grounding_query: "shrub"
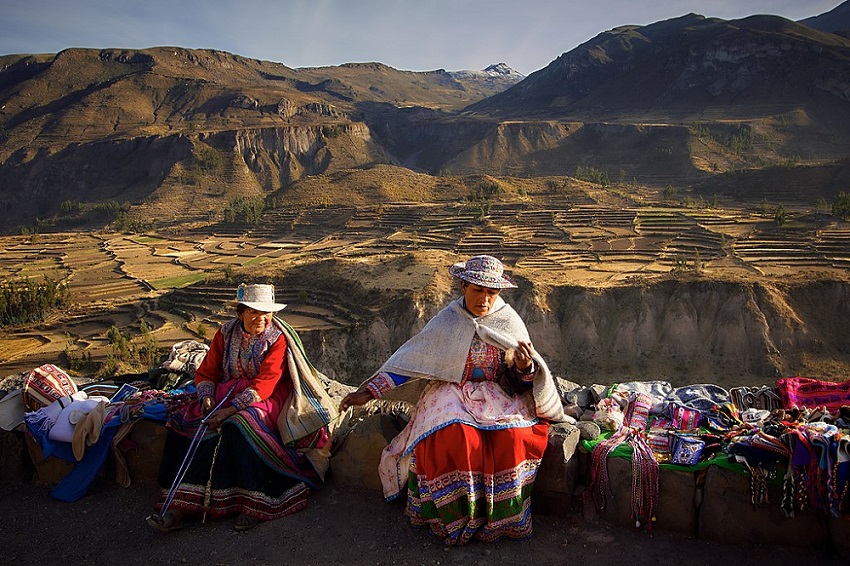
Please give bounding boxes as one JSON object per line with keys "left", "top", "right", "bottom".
{"left": 0, "top": 277, "right": 71, "bottom": 327}
{"left": 833, "top": 191, "right": 850, "bottom": 220}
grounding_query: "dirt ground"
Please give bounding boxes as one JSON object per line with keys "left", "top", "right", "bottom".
{"left": 0, "top": 476, "right": 845, "bottom": 566}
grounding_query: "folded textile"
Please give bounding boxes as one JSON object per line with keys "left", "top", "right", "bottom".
{"left": 72, "top": 401, "right": 106, "bottom": 461}
{"left": 609, "top": 380, "right": 672, "bottom": 414}
{"left": 160, "top": 339, "right": 209, "bottom": 376}
{"left": 25, "top": 391, "right": 89, "bottom": 434}
{"left": 665, "top": 383, "right": 731, "bottom": 412}
{"left": 776, "top": 377, "right": 850, "bottom": 411}
{"left": 47, "top": 395, "right": 110, "bottom": 443}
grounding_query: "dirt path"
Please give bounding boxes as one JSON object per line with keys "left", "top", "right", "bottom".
{"left": 1, "top": 479, "right": 843, "bottom": 566}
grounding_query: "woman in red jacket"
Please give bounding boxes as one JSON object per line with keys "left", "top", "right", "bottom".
{"left": 147, "top": 283, "right": 334, "bottom": 532}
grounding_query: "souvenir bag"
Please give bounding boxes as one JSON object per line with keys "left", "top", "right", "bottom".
{"left": 646, "top": 426, "right": 672, "bottom": 458}
{"left": 669, "top": 402, "right": 701, "bottom": 429}
{"left": 22, "top": 364, "right": 78, "bottom": 411}
{"left": 670, "top": 432, "right": 705, "bottom": 465}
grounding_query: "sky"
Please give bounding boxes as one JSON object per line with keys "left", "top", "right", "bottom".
{"left": 0, "top": 1, "right": 845, "bottom": 76}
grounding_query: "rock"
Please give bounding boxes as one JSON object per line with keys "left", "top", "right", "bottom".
{"left": 330, "top": 413, "right": 405, "bottom": 491}
{"left": 698, "top": 464, "right": 827, "bottom": 548}
{"left": 24, "top": 431, "right": 76, "bottom": 486}
{"left": 0, "top": 428, "right": 34, "bottom": 484}
{"left": 533, "top": 422, "right": 580, "bottom": 516}
{"left": 117, "top": 419, "right": 168, "bottom": 485}
{"left": 580, "top": 453, "right": 698, "bottom": 534}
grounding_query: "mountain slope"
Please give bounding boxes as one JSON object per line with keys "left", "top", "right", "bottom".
{"left": 467, "top": 14, "right": 850, "bottom": 121}
{"left": 800, "top": 0, "right": 850, "bottom": 36}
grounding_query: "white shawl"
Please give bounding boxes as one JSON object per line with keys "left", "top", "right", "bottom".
{"left": 372, "top": 296, "right": 569, "bottom": 422}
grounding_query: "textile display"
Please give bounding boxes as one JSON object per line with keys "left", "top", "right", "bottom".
{"left": 583, "top": 377, "right": 850, "bottom": 523}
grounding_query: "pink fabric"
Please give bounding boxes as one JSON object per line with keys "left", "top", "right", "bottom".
{"left": 777, "top": 377, "right": 850, "bottom": 411}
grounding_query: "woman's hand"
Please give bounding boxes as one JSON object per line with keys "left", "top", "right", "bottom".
{"left": 339, "top": 390, "right": 373, "bottom": 412}
{"left": 201, "top": 396, "right": 214, "bottom": 415}
{"left": 206, "top": 405, "right": 238, "bottom": 429}
{"left": 514, "top": 340, "right": 536, "bottom": 372}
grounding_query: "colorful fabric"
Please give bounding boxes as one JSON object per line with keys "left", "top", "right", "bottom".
{"left": 22, "top": 364, "right": 78, "bottom": 411}
{"left": 273, "top": 317, "right": 339, "bottom": 450}
{"left": 776, "top": 377, "right": 850, "bottom": 412}
{"left": 378, "top": 375, "right": 539, "bottom": 499}
{"left": 588, "top": 392, "right": 660, "bottom": 528}
{"left": 405, "top": 422, "right": 548, "bottom": 545}
{"left": 670, "top": 403, "right": 701, "bottom": 429}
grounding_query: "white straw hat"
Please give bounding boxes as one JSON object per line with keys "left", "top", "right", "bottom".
{"left": 234, "top": 283, "right": 286, "bottom": 312}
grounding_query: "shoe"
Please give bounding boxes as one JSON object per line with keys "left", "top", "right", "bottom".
{"left": 234, "top": 513, "right": 261, "bottom": 532}
{"left": 146, "top": 510, "right": 185, "bottom": 533}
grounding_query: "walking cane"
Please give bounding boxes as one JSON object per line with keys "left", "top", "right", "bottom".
{"left": 156, "top": 383, "right": 237, "bottom": 520}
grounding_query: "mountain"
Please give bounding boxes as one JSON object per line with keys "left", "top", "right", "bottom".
{"left": 1, "top": 9, "right": 850, "bottom": 232}
{"left": 447, "top": 63, "right": 525, "bottom": 82}
{"left": 800, "top": 0, "right": 850, "bottom": 37}
{"left": 466, "top": 13, "right": 850, "bottom": 122}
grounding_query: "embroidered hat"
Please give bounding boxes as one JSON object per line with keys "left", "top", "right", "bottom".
{"left": 449, "top": 255, "right": 517, "bottom": 289}
{"left": 234, "top": 283, "right": 286, "bottom": 312}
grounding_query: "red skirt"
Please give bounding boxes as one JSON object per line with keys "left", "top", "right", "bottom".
{"left": 406, "top": 421, "right": 549, "bottom": 545}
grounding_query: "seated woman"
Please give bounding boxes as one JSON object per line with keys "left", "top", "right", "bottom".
{"left": 340, "top": 255, "right": 570, "bottom": 546}
{"left": 147, "top": 283, "right": 337, "bottom": 532}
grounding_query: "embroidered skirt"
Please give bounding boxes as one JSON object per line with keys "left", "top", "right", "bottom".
{"left": 155, "top": 418, "right": 320, "bottom": 521}
{"left": 405, "top": 421, "right": 549, "bottom": 545}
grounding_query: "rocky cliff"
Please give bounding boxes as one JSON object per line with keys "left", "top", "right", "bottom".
{"left": 289, "top": 268, "right": 850, "bottom": 389}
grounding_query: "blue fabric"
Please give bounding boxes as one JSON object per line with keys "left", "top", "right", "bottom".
{"left": 25, "top": 400, "right": 168, "bottom": 502}
{"left": 385, "top": 371, "right": 411, "bottom": 387}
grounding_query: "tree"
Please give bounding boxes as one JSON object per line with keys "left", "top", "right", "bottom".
{"left": 833, "top": 191, "right": 850, "bottom": 220}
{"left": 774, "top": 204, "right": 787, "bottom": 227}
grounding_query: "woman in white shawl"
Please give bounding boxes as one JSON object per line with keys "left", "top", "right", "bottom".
{"left": 340, "top": 255, "right": 569, "bottom": 546}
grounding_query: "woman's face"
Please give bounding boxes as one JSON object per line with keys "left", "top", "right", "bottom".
{"left": 461, "top": 282, "right": 501, "bottom": 317}
{"left": 238, "top": 307, "right": 274, "bottom": 335}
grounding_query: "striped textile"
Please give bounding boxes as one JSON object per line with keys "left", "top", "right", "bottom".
{"left": 273, "top": 317, "right": 339, "bottom": 445}
{"left": 405, "top": 421, "right": 549, "bottom": 545}
{"left": 155, "top": 421, "right": 316, "bottom": 521}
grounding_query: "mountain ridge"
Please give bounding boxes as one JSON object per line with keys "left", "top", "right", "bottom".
{"left": 1, "top": 6, "right": 850, "bottom": 231}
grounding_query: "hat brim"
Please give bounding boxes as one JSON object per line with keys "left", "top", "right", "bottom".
{"left": 449, "top": 263, "right": 517, "bottom": 289}
{"left": 237, "top": 301, "right": 287, "bottom": 313}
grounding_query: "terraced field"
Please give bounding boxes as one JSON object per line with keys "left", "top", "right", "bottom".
{"left": 1, "top": 198, "right": 848, "bottom": 378}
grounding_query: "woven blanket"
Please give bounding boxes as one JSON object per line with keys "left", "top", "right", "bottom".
{"left": 273, "top": 317, "right": 339, "bottom": 442}
{"left": 777, "top": 377, "right": 850, "bottom": 411}
{"left": 273, "top": 318, "right": 340, "bottom": 479}
{"left": 373, "top": 296, "right": 569, "bottom": 422}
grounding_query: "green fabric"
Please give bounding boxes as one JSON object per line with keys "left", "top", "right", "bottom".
{"left": 581, "top": 431, "right": 784, "bottom": 481}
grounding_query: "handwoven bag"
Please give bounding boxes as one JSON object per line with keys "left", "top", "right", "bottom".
{"left": 22, "top": 364, "right": 78, "bottom": 411}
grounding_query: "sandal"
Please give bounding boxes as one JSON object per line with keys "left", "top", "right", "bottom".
{"left": 146, "top": 510, "right": 185, "bottom": 533}
{"left": 234, "top": 513, "right": 261, "bottom": 532}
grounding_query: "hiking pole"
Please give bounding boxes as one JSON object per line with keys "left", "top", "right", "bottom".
{"left": 157, "top": 383, "right": 237, "bottom": 520}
